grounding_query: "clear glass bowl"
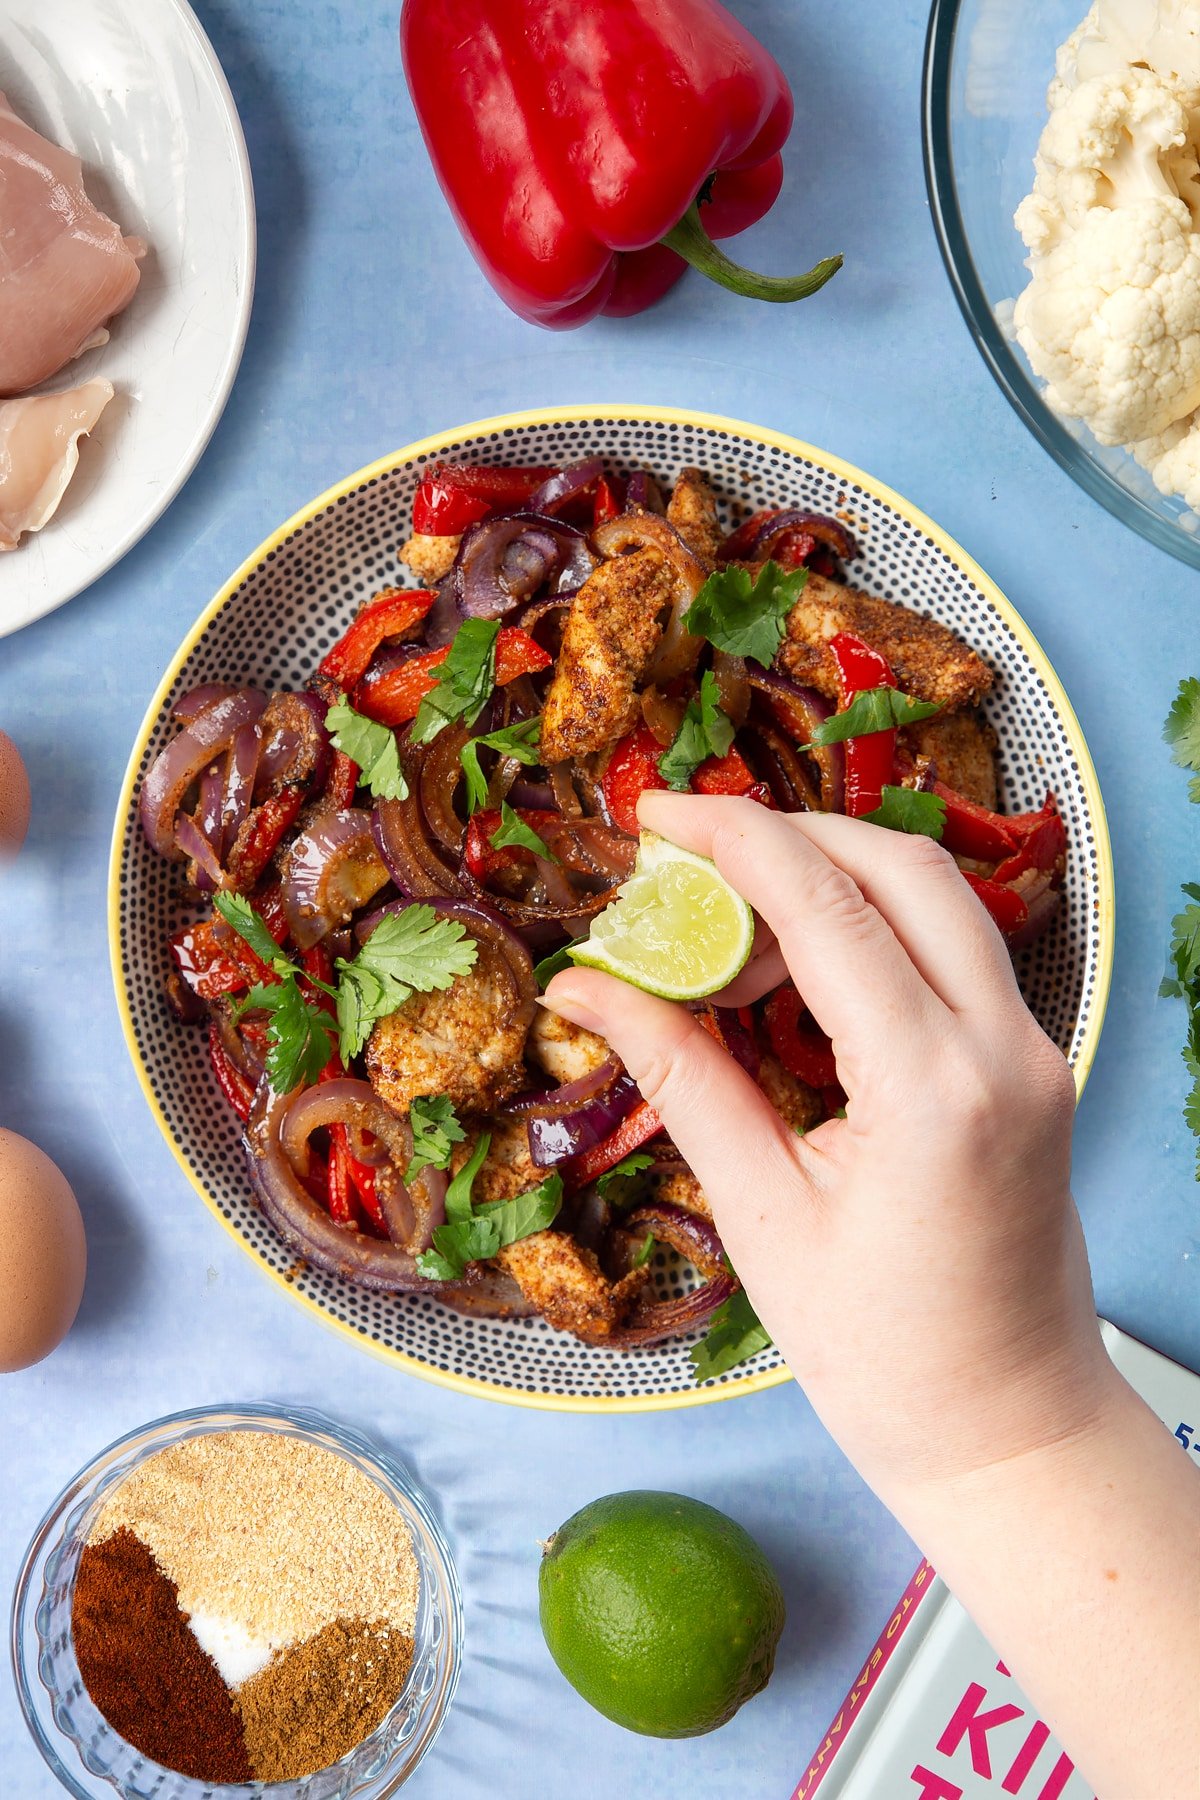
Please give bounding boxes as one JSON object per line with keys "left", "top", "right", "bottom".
{"left": 922, "top": 0, "right": 1200, "bottom": 568}
{"left": 10, "top": 1404, "right": 462, "bottom": 1799}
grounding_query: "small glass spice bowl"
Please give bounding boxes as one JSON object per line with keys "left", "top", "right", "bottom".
{"left": 11, "top": 1403, "right": 463, "bottom": 1799}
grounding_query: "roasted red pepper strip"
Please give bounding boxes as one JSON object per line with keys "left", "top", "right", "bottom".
{"left": 764, "top": 984, "right": 838, "bottom": 1089}
{"left": 319, "top": 589, "right": 436, "bottom": 689}
{"left": 226, "top": 786, "right": 306, "bottom": 892}
{"left": 592, "top": 476, "right": 624, "bottom": 528}
{"left": 171, "top": 912, "right": 282, "bottom": 1000}
{"left": 326, "top": 748, "right": 360, "bottom": 810}
{"left": 411, "top": 463, "right": 556, "bottom": 535}
{"left": 346, "top": 1156, "right": 387, "bottom": 1233}
{"left": 992, "top": 795, "right": 1067, "bottom": 883}
{"left": 352, "top": 627, "right": 551, "bottom": 727}
{"left": 693, "top": 747, "right": 773, "bottom": 806}
{"left": 829, "top": 631, "right": 897, "bottom": 819}
{"left": 602, "top": 726, "right": 670, "bottom": 834}
{"left": 932, "top": 782, "right": 1020, "bottom": 863}
{"left": 962, "top": 871, "right": 1030, "bottom": 937}
{"left": 326, "top": 1123, "right": 356, "bottom": 1226}
{"left": 207, "top": 1025, "right": 255, "bottom": 1121}
{"left": 720, "top": 509, "right": 816, "bottom": 570}
{"left": 401, "top": 0, "right": 840, "bottom": 329}
{"left": 568, "top": 1099, "right": 663, "bottom": 1187}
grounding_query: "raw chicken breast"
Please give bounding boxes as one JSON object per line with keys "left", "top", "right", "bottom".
{"left": 0, "top": 378, "right": 113, "bottom": 551}
{"left": 0, "top": 92, "right": 143, "bottom": 396}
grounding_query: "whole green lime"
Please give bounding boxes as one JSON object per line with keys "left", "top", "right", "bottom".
{"left": 538, "top": 1489, "right": 785, "bottom": 1738}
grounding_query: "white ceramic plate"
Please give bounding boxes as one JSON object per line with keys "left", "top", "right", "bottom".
{"left": 110, "top": 406, "right": 1115, "bottom": 1413}
{"left": 0, "top": 0, "right": 255, "bottom": 637}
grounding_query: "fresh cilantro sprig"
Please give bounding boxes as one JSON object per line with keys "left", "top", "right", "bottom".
{"left": 490, "top": 799, "right": 558, "bottom": 863}
{"left": 658, "top": 670, "right": 735, "bottom": 791}
{"left": 534, "top": 945, "right": 574, "bottom": 989}
{"left": 406, "top": 1094, "right": 468, "bottom": 1185}
{"left": 460, "top": 717, "right": 543, "bottom": 814}
{"left": 411, "top": 618, "right": 499, "bottom": 745}
{"left": 690, "top": 1283, "right": 773, "bottom": 1383}
{"left": 863, "top": 785, "right": 947, "bottom": 839}
{"left": 805, "top": 687, "right": 941, "bottom": 747}
{"left": 215, "top": 894, "right": 477, "bottom": 1084}
{"left": 325, "top": 699, "right": 408, "bottom": 801}
{"left": 416, "top": 1130, "right": 564, "bottom": 1279}
{"left": 631, "top": 1232, "right": 657, "bottom": 1269}
{"left": 1164, "top": 675, "right": 1200, "bottom": 802}
{"left": 597, "top": 1151, "right": 656, "bottom": 1204}
{"left": 682, "top": 560, "right": 807, "bottom": 667}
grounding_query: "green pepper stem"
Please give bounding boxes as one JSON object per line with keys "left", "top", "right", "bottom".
{"left": 660, "top": 204, "right": 842, "bottom": 303}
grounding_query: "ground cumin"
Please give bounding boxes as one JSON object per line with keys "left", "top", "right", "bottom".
{"left": 71, "top": 1528, "right": 251, "bottom": 1783}
{"left": 235, "top": 1616, "right": 415, "bottom": 1781}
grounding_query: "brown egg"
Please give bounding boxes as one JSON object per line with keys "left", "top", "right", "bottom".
{"left": 0, "top": 729, "right": 31, "bottom": 856}
{"left": 0, "top": 1130, "right": 86, "bottom": 1372}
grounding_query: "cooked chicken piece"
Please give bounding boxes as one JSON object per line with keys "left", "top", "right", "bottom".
{"left": 496, "top": 1230, "right": 648, "bottom": 1342}
{"left": 366, "top": 945, "right": 529, "bottom": 1116}
{"left": 399, "top": 532, "right": 460, "bottom": 584}
{"left": 649, "top": 1167, "right": 713, "bottom": 1223}
{"left": 540, "top": 547, "right": 671, "bottom": 762}
{"left": 902, "top": 710, "right": 999, "bottom": 809}
{"left": 526, "top": 1008, "right": 612, "bottom": 1086}
{"left": 666, "top": 466, "right": 723, "bottom": 563}
{"left": 452, "top": 1117, "right": 542, "bottom": 1203}
{"left": 757, "top": 1052, "right": 824, "bottom": 1136}
{"left": 0, "top": 94, "right": 144, "bottom": 395}
{"left": 0, "top": 378, "right": 112, "bottom": 550}
{"left": 778, "top": 572, "right": 992, "bottom": 711}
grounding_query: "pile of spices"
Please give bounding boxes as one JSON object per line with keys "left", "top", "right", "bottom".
{"left": 70, "top": 1431, "right": 419, "bottom": 1783}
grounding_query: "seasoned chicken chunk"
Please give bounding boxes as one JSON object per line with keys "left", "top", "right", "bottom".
{"left": 666, "top": 466, "right": 723, "bottom": 563}
{"left": 496, "top": 1231, "right": 647, "bottom": 1342}
{"left": 452, "top": 1117, "right": 541, "bottom": 1203}
{"left": 778, "top": 572, "right": 992, "bottom": 711}
{"left": 902, "top": 710, "right": 999, "bottom": 809}
{"left": 757, "top": 1053, "right": 824, "bottom": 1136}
{"left": 526, "top": 1008, "right": 611, "bottom": 1086}
{"left": 540, "top": 547, "right": 671, "bottom": 762}
{"left": 650, "top": 1167, "right": 713, "bottom": 1223}
{"left": 399, "top": 532, "right": 460, "bottom": 584}
{"left": 366, "top": 945, "right": 529, "bottom": 1116}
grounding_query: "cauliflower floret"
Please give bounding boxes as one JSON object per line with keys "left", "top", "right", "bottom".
{"left": 1131, "top": 404, "right": 1200, "bottom": 505}
{"left": 1014, "top": 194, "right": 1200, "bottom": 442}
{"left": 1090, "top": 0, "right": 1200, "bottom": 91}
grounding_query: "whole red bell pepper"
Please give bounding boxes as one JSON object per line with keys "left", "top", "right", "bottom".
{"left": 400, "top": 0, "right": 841, "bottom": 329}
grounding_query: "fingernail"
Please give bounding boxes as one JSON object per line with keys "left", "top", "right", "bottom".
{"left": 535, "top": 992, "right": 606, "bottom": 1034}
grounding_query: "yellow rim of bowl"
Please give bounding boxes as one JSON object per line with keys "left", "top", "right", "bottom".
{"left": 108, "top": 403, "right": 1115, "bottom": 1414}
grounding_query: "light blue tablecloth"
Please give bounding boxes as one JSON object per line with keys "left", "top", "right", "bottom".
{"left": 3, "top": 2, "right": 1197, "bottom": 1794}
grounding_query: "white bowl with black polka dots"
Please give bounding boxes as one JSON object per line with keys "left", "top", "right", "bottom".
{"left": 109, "top": 405, "right": 1114, "bottom": 1412}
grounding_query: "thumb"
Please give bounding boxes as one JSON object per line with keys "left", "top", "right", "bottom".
{"left": 542, "top": 969, "right": 802, "bottom": 1206}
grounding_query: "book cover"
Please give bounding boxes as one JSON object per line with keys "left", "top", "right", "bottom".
{"left": 792, "top": 1322, "right": 1199, "bottom": 1799}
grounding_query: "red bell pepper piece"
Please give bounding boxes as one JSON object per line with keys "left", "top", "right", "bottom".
{"left": 319, "top": 589, "right": 435, "bottom": 689}
{"left": 720, "top": 509, "right": 817, "bottom": 570}
{"left": 592, "top": 476, "right": 624, "bottom": 527}
{"left": 829, "top": 631, "right": 898, "bottom": 819}
{"left": 207, "top": 1025, "right": 256, "bottom": 1121}
{"left": 602, "top": 726, "right": 670, "bottom": 834}
{"left": 352, "top": 627, "right": 551, "bottom": 727}
{"left": 764, "top": 984, "right": 839, "bottom": 1090}
{"left": 226, "top": 786, "right": 306, "bottom": 891}
{"left": 568, "top": 1099, "right": 663, "bottom": 1187}
{"left": 411, "top": 463, "right": 557, "bottom": 535}
{"left": 325, "top": 748, "right": 360, "bottom": 811}
{"left": 693, "top": 746, "right": 773, "bottom": 806}
{"left": 464, "top": 807, "right": 561, "bottom": 883}
{"left": 992, "top": 795, "right": 1067, "bottom": 883}
{"left": 171, "top": 896, "right": 286, "bottom": 1000}
{"left": 961, "top": 871, "right": 1030, "bottom": 937}
{"left": 932, "top": 782, "right": 1020, "bottom": 863}
{"left": 400, "top": 0, "right": 841, "bottom": 329}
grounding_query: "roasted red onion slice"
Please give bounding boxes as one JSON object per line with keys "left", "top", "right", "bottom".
{"left": 175, "top": 811, "right": 223, "bottom": 891}
{"left": 711, "top": 1007, "right": 761, "bottom": 1078}
{"left": 527, "top": 457, "right": 605, "bottom": 515}
{"left": 417, "top": 726, "right": 469, "bottom": 855}
{"left": 625, "top": 469, "right": 666, "bottom": 514}
{"left": 742, "top": 510, "right": 859, "bottom": 564}
{"left": 712, "top": 652, "right": 751, "bottom": 727}
{"left": 222, "top": 723, "right": 261, "bottom": 851}
{"left": 601, "top": 1200, "right": 737, "bottom": 1348}
{"left": 745, "top": 671, "right": 845, "bottom": 813}
{"left": 140, "top": 689, "right": 268, "bottom": 859}
{"left": 173, "top": 682, "right": 242, "bottom": 723}
{"left": 255, "top": 691, "right": 332, "bottom": 797}
{"left": 278, "top": 1077, "right": 446, "bottom": 1252}
{"left": 197, "top": 761, "right": 225, "bottom": 860}
{"left": 455, "top": 513, "right": 597, "bottom": 619}
{"left": 281, "top": 807, "right": 389, "bottom": 950}
{"left": 374, "top": 793, "right": 466, "bottom": 898}
{"left": 507, "top": 1054, "right": 640, "bottom": 1168}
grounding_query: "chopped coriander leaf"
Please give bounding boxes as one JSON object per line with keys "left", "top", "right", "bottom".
{"left": 490, "top": 799, "right": 558, "bottom": 863}
{"left": 234, "top": 978, "right": 336, "bottom": 1092}
{"left": 406, "top": 1095, "right": 467, "bottom": 1184}
{"left": 597, "top": 1150, "right": 656, "bottom": 1204}
{"left": 460, "top": 717, "right": 543, "bottom": 814}
{"left": 214, "top": 891, "right": 293, "bottom": 974}
{"left": 417, "top": 1166, "right": 563, "bottom": 1280}
{"left": 332, "top": 905, "right": 478, "bottom": 1062}
{"left": 481, "top": 1171, "right": 563, "bottom": 1249}
{"left": 1161, "top": 887, "right": 1200, "bottom": 999}
{"left": 632, "top": 1231, "right": 657, "bottom": 1269}
{"left": 690, "top": 1285, "right": 773, "bottom": 1383}
{"left": 658, "top": 670, "right": 735, "bottom": 791}
{"left": 325, "top": 699, "right": 408, "bottom": 801}
{"left": 806, "top": 687, "right": 941, "bottom": 746}
{"left": 410, "top": 617, "right": 499, "bottom": 745}
{"left": 534, "top": 945, "right": 574, "bottom": 989}
{"left": 864, "top": 785, "right": 946, "bottom": 839}
{"left": 1163, "top": 676, "right": 1200, "bottom": 779}
{"left": 445, "top": 1132, "right": 491, "bottom": 1220}
{"left": 682, "top": 560, "right": 807, "bottom": 667}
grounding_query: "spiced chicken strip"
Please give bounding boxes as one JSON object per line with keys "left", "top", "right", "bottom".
{"left": 779, "top": 571, "right": 992, "bottom": 711}
{"left": 366, "top": 947, "right": 529, "bottom": 1117}
{"left": 539, "top": 546, "right": 670, "bottom": 762}
{"left": 902, "top": 710, "right": 999, "bottom": 810}
{"left": 666, "top": 465, "right": 723, "bottom": 563}
{"left": 399, "top": 531, "right": 460, "bottom": 584}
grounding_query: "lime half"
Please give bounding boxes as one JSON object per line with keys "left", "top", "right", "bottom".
{"left": 568, "top": 832, "right": 753, "bottom": 1001}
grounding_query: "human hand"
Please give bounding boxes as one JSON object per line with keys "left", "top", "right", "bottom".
{"left": 544, "top": 791, "right": 1117, "bottom": 1505}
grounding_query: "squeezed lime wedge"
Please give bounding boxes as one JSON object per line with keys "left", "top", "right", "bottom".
{"left": 568, "top": 832, "right": 754, "bottom": 1001}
